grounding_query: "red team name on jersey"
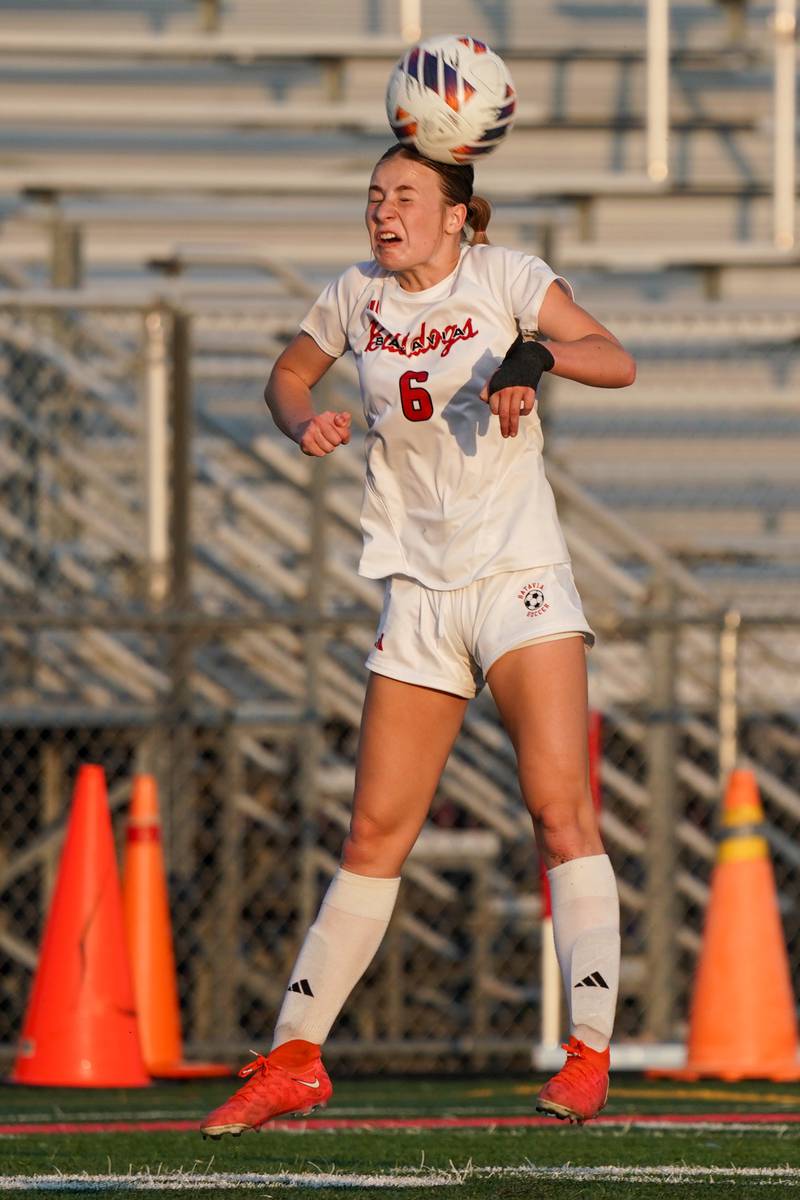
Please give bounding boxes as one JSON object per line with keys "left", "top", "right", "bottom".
{"left": 365, "top": 317, "right": 479, "bottom": 359}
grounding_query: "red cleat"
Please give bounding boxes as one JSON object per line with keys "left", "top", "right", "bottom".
{"left": 536, "top": 1036, "right": 610, "bottom": 1123}
{"left": 200, "top": 1040, "right": 332, "bottom": 1138}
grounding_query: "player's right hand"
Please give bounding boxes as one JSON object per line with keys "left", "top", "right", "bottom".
{"left": 296, "top": 410, "right": 351, "bottom": 457}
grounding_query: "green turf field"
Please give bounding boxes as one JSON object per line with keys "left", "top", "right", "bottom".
{"left": 1, "top": 1074, "right": 798, "bottom": 1197}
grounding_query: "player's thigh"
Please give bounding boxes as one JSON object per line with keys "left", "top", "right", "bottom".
{"left": 487, "top": 636, "right": 601, "bottom": 857}
{"left": 346, "top": 673, "right": 467, "bottom": 870}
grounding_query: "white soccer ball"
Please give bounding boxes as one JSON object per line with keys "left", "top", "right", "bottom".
{"left": 386, "top": 34, "right": 516, "bottom": 165}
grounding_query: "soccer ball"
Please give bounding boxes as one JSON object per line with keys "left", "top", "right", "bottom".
{"left": 386, "top": 34, "right": 516, "bottom": 165}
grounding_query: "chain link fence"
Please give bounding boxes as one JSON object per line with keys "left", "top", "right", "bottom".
{"left": 1, "top": 294, "right": 798, "bottom": 1072}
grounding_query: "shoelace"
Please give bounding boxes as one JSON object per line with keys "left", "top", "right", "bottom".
{"left": 558, "top": 1040, "right": 599, "bottom": 1084}
{"left": 238, "top": 1051, "right": 270, "bottom": 1080}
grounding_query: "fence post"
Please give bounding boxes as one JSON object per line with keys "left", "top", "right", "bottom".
{"left": 166, "top": 307, "right": 194, "bottom": 861}
{"left": 144, "top": 305, "right": 170, "bottom": 607}
{"left": 198, "top": 0, "right": 220, "bottom": 33}
{"left": 646, "top": 0, "right": 670, "bottom": 181}
{"left": 296, "top": 407, "right": 329, "bottom": 933}
{"left": 47, "top": 215, "right": 83, "bottom": 345}
{"left": 773, "top": 0, "right": 797, "bottom": 248}
{"left": 470, "top": 859, "right": 491, "bottom": 1068}
{"left": 50, "top": 218, "right": 83, "bottom": 290}
{"left": 400, "top": 0, "right": 422, "bottom": 41}
{"left": 718, "top": 609, "right": 741, "bottom": 786}
{"left": 40, "top": 741, "right": 63, "bottom": 909}
{"left": 384, "top": 891, "right": 404, "bottom": 1041}
{"left": 155, "top": 307, "right": 202, "bottom": 1039}
{"left": 644, "top": 572, "right": 679, "bottom": 1039}
{"left": 3, "top": 333, "right": 44, "bottom": 686}
{"left": 211, "top": 724, "right": 244, "bottom": 1046}
{"left": 141, "top": 304, "right": 174, "bottom": 881}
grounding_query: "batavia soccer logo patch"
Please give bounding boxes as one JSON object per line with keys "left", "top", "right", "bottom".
{"left": 519, "top": 582, "right": 549, "bottom": 618}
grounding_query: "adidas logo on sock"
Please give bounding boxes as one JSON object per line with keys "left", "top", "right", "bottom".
{"left": 288, "top": 978, "right": 314, "bottom": 996}
{"left": 575, "top": 971, "right": 609, "bottom": 989}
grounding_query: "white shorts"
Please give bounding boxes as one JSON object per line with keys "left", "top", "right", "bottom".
{"left": 365, "top": 563, "right": 594, "bottom": 699}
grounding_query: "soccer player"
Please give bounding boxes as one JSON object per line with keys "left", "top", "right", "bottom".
{"left": 201, "top": 143, "right": 636, "bottom": 1137}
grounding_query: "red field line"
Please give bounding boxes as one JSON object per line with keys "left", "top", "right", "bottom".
{"left": 1, "top": 1112, "right": 799, "bottom": 1135}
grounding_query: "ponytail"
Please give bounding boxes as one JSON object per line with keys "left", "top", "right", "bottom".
{"left": 467, "top": 195, "right": 492, "bottom": 245}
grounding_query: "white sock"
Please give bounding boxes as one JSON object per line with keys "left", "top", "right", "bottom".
{"left": 547, "top": 854, "right": 620, "bottom": 1052}
{"left": 272, "top": 867, "right": 400, "bottom": 1049}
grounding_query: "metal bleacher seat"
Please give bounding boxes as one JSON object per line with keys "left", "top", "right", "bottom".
{"left": 0, "top": 0, "right": 784, "bottom": 257}
{"left": 558, "top": 240, "right": 800, "bottom": 300}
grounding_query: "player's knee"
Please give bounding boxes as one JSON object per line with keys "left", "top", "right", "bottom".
{"left": 343, "top": 811, "right": 409, "bottom": 872}
{"left": 534, "top": 793, "right": 601, "bottom": 863}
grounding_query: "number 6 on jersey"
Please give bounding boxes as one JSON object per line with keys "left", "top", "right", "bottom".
{"left": 399, "top": 370, "right": 433, "bottom": 422}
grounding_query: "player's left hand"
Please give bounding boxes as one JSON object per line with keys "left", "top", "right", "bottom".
{"left": 479, "top": 384, "right": 536, "bottom": 439}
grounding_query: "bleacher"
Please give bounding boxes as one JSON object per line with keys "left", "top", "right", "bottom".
{"left": 1, "top": 0, "right": 798, "bottom": 1059}
{"left": 2, "top": 0, "right": 797, "bottom": 557}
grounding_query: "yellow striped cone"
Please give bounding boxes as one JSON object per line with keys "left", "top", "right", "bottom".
{"left": 658, "top": 769, "right": 800, "bottom": 1080}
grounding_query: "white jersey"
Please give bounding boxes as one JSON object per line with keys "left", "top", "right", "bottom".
{"left": 300, "top": 242, "right": 571, "bottom": 589}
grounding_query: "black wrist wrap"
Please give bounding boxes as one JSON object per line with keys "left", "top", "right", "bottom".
{"left": 488, "top": 334, "right": 555, "bottom": 395}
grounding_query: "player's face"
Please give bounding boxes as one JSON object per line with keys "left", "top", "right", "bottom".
{"left": 366, "top": 157, "right": 465, "bottom": 284}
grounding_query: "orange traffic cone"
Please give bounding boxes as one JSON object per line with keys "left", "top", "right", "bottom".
{"left": 658, "top": 769, "right": 800, "bottom": 1081}
{"left": 122, "top": 774, "right": 231, "bottom": 1078}
{"left": 12, "top": 765, "right": 149, "bottom": 1087}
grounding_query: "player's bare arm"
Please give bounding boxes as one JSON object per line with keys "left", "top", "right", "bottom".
{"left": 536, "top": 280, "right": 637, "bottom": 389}
{"left": 480, "top": 281, "right": 635, "bottom": 437}
{"left": 265, "top": 331, "right": 351, "bottom": 457}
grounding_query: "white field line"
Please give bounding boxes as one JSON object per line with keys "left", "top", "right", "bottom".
{"left": 2, "top": 1165, "right": 800, "bottom": 1190}
{"left": 0, "top": 1173, "right": 449, "bottom": 1192}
